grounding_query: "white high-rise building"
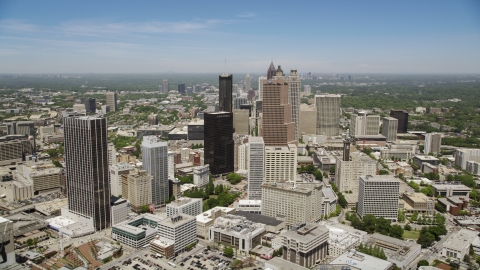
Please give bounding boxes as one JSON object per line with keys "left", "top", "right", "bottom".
{"left": 315, "top": 94, "right": 341, "bottom": 136}
{"left": 245, "top": 73, "right": 251, "bottom": 92}
{"left": 193, "top": 165, "right": 210, "bottom": 187}
{"left": 107, "top": 142, "right": 117, "bottom": 166}
{"left": 424, "top": 133, "right": 442, "bottom": 155}
{"left": 352, "top": 113, "right": 380, "bottom": 136}
{"left": 335, "top": 152, "right": 376, "bottom": 194}
{"left": 237, "top": 143, "right": 248, "bottom": 171}
{"left": 106, "top": 92, "right": 117, "bottom": 112}
{"left": 264, "top": 144, "right": 297, "bottom": 183}
{"left": 288, "top": 70, "right": 301, "bottom": 140}
{"left": 166, "top": 197, "right": 202, "bottom": 217}
{"left": 258, "top": 76, "right": 267, "bottom": 100}
{"left": 142, "top": 136, "right": 169, "bottom": 207}
{"left": 455, "top": 149, "right": 480, "bottom": 170}
{"left": 168, "top": 151, "right": 175, "bottom": 179}
{"left": 357, "top": 175, "right": 400, "bottom": 221}
{"left": 248, "top": 137, "right": 264, "bottom": 200}
{"left": 110, "top": 162, "right": 133, "bottom": 197}
{"left": 382, "top": 117, "right": 398, "bottom": 142}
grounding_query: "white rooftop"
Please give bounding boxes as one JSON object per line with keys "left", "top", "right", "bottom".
{"left": 330, "top": 250, "right": 393, "bottom": 270}
{"left": 46, "top": 216, "right": 75, "bottom": 229}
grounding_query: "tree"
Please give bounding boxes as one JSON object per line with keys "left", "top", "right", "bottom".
{"left": 379, "top": 169, "right": 390, "bottom": 175}
{"left": 417, "top": 260, "right": 429, "bottom": 267}
{"left": 390, "top": 225, "right": 404, "bottom": 240}
{"left": 223, "top": 246, "right": 234, "bottom": 258}
{"left": 337, "top": 193, "right": 348, "bottom": 208}
{"left": 26, "top": 238, "right": 33, "bottom": 247}
{"left": 140, "top": 205, "right": 150, "bottom": 213}
{"left": 404, "top": 224, "right": 412, "bottom": 231}
{"left": 363, "top": 214, "right": 377, "bottom": 234}
{"left": 417, "top": 231, "right": 435, "bottom": 248}
{"left": 329, "top": 166, "right": 336, "bottom": 174}
{"left": 410, "top": 212, "right": 418, "bottom": 222}
{"left": 375, "top": 217, "right": 391, "bottom": 236}
{"left": 435, "top": 203, "right": 446, "bottom": 213}
{"left": 398, "top": 210, "right": 406, "bottom": 222}
{"left": 226, "top": 173, "right": 243, "bottom": 184}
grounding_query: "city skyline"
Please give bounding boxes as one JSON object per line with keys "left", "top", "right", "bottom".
{"left": 1, "top": 1, "right": 479, "bottom": 74}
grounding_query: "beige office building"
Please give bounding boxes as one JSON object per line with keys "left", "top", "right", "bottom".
{"left": 264, "top": 144, "right": 297, "bottom": 183}
{"left": 424, "top": 133, "right": 442, "bottom": 154}
{"left": 262, "top": 182, "right": 324, "bottom": 228}
{"left": 233, "top": 109, "right": 249, "bottom": 135}
{"left": 299, "top": 104, "right": 317, "bottom": 136}
{"left": 125, "top": 170, "right": 152, "bottom": 213}
{"left": 281, "top": 224, "right": 329, "bottom": 268}
{"left": 106, "top": 92, "right": 118, "bottom": 112}
{"left": 315, "top": 94, "right": 341, "bottom": 136}
{"left": 16, "top": 161, "right": 63, "bottom": 194}
{"left": 335, "top": 152, "right": 376, "bottom": 194}
{"left": 402, "top": 192, "right": 435, "bottom": 216}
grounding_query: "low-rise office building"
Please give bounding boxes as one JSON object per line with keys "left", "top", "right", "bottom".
{"left": 196, "top": 207, "right": 236, "bottom": 239}
{"left": 442, "top": 229, "right": 478, "bottom": 260}
{"left": 368, "top": 233, "right": 421, "bottom": 269}
{"left": 402, "top": 192, "right": 435, "bottom": 216}
{"left": 209, "top": 214, "right": 266, "bottom": 253}
{"left": 150, "top": 236, "right": 175, "bottom": 258}
{"left": 432, "top": 184, "right": 471, "bottom": 197}
{"left": 281, "top": 223, "right": 329, "bottom": 268}
{"left": 112, "top": 214, "right": 166, "bottom": 248}
{"left": 329, "top": 250, "right": 393, "bottom": 270}
{"left": 111, "top": 197, "right": 129, "bottom": 226}
{"left": 158, "top": 214, "right": 196, "bottom": 255}
{"left": 413, "top": 155, "right": 440, "bottom": 167}
{"left": 437, "top": 196, "right": 469, "bottom": 216}
{"left": 233, "top": 199, "right": 262, "bottom": 214}
{"left": 233, "top": 211, "right": 285, "bottom": 233}
{"left": 319, "top": 221, "right": 368, "bottom": 259}
{"left": 166, "top": 197, "right": 202, "bottom": 217}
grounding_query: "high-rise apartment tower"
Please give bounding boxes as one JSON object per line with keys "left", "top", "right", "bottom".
{"left": 142, "top": 136, "right": 169, "bottom": 206}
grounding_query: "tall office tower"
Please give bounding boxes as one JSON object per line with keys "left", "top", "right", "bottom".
{"left": 315, "top": 94, "right": 341, "bottom": 136}
{"left": 142, "top": 136, "right": 169, "bottom": 207}
{"left": 63, "top": 115, "right": 111, "bottom": 231}
{"left": 351, "top": 113, "right": 380, "bottom": 136}
{"left": 267, "top": 61, "right": 276, "bottom": 80}
{"left": 178, "top": 84, "right": 186, "bottom": 95}
{"left": 107, "top": 142, "right": 117, "bottom": 166}
{"left": 248, "top": 137, "right": 264, "bottom": 200}
{"left": 390, "top": 110, "right": 409, "bottom": 133}
{"left": 366, "top": 115, "right": 380, "bottom": 135}
{"left": 299, "top": 104, "right": 317, "bottom": 136}
{"left": 357, "top": 175, "right": 400, "bottom": 221}
{"left": 85, "top": 98, "right": 96, "bottom": 113}
{"left": 204, "top": 112, "right": 234, "bottom": 175}
{"left": 288, "top": 70, "right": 301, "bottom": 140}
{"left": 261, "top": 66, "right": 295, "bottom": 146}
{"left": 424, "top": 133, "right": 442, "bottom": 155}
{"left": 15, "top": 121, "right": 35, "bottom": 136}
{"left": 382, "top": 117, "right": 398, "bottom": 142}
{"left": 264, "top": 144, "right": 297, "bottom": 183}
{"left": 219, "top": 74, "right": 233, "bottom": 112}
{"left": 233, "top": 110, "right": 249, "bottom": 135}
{"left": 110, "top": 162, "right": 133, "bottom": 197}
{"left": 148, "top": 113, "right": 159, "bottom": 125}
{"left": 245, "top": 73, "right": 251, "bottom": 92}
{"left": 162, "top": 79, "right": 169, "bottom": 93}
{"left": 335, "top": 152, "right": 376, "bottom": 194}
{"left": 237, "top": 143, "right": 248, "bottom": 171}
{"left": 127, "top": 170, "right": 153, "bottom": 213}
{"left": 0, "top": 217, "right": 14, "bottom": 267}
{"left": 258, "top": 76, "right": 267, "bottom": 100}
{"left": 106, "top": 92, "right": 118, "bottom": 112}
{"left": 168, "top": 151, "right": 175, "bottom": 179}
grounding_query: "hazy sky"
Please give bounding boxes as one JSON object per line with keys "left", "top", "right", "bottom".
{"left": 1, "top": 0, "right": 479, "bottom": 74}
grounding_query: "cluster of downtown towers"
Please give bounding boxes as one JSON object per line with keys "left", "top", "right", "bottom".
{"left": 62, "top": 62, "right": 338, "bottom": 232}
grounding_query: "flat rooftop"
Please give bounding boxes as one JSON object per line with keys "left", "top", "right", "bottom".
{"left": 443, "top": 229, "right": 478, "bottom": 250}
{"left": 233, "top": 211, "right": 284, "bottom": 227}
{"left": 432, "top": 184, "right": 471, "bottom": 191}
{"left": 330, "top": 250, "right": 393, "bottom": 270}
{"left": 403, "top": 192, "right": 433, "bottom": 203}
{"left": 282, "top": 224, "right": 329, "bottom": 243}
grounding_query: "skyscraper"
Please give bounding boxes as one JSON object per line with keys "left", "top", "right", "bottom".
{"left": 248, "top": 137, "right": 264, "bottom": 200}
{"left": 142, "top": 136, "right": 169, "bottom": 207}
{"left": 106, "top": 92, "right": 117, "bottom": 112}
{"left": 382, "top": 117, "right": 398, "bottom": 142}
{"left": 178, "top": 84, "right": 186, "bottom": 95}
{"left": 425, "top": 133, "right": 442, "bottom": 154}
{"left": 204, "top": 112, "right": 234, "bottom": 175}
{"left": 261, "top": 66, "right": 295, "bottom": 146}
{"left": 162, "top": 79, "right": 169, "bottom": 93}
{"left": 267, "top": 61, "right": 276, "bottom": 80}
{"left": 258, "top": 76, "right": 266, "bottom": 100}
{"left": 288, "top": 69, "right": 301, "bottom": 140}
{"left": 245, "top": 73, "right": 251, "bottom": 92}
{"left": 219, "top": 74, "right": 233, "bottom": 112}
{"left": 63, "top": 115, "right": 111, "bottom": 231}
{"left": 315, "top": 94, "right": 341, "bottom": 136}
{"left": 389, "top": 110, "right": 409, "bottom": 133}
{"left": 351, "top": 112, "right": 380, "bottom": 136}
{"left": 357, "top": 175, "right": 400, "bottom": 221}
{"left": 85, "top": 98, "right": 96, "bottom": 113}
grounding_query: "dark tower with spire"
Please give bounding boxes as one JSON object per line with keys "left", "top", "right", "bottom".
{"left": 267, "top": 61, "right": 276, "bottom": 80}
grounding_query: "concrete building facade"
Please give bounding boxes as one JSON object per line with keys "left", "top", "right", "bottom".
{"left": 142, "top": 136, "right": 169, "bottom": 206}
{"left": 315, "top": 94, "right": 341, "bottom": 137}
{"left": 248, "top": 137, "right": 264, "bottom": 200}
{"left": 357, "top": 175, "right": 400, "bottom": 221}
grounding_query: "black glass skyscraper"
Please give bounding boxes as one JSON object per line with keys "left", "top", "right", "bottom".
{"left": 85, "top": 98, "right": 96, "bottom": 113}
{"left": 63, "top": 115, "right": 111, "bottom": 231}
{"left": 178, "top": 84, "right": 186, "bottom": 95}
{"left": 204, "top": 112, "right": 234, "bottom": 175}
{"left": 219, "top": 74, "right": 232, "bottom": 112}
{"left": 389, "top": 110, "right": 409, "bottom": 133}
